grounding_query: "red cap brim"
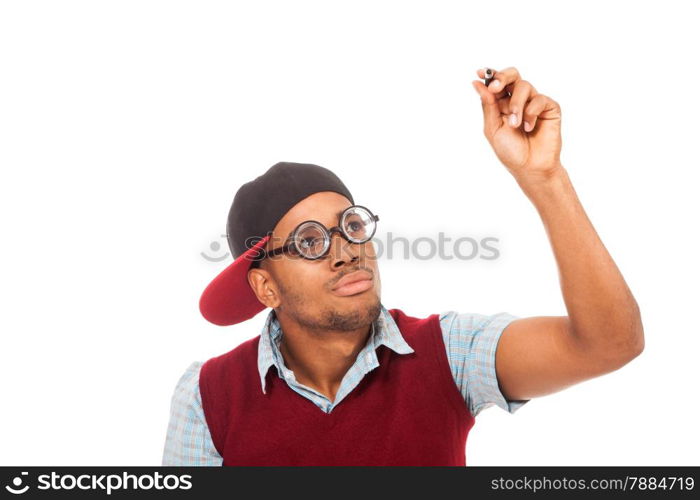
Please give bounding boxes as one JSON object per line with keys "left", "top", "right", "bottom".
{"left": 199, "top": 235, "right": 270, "bottom": 326}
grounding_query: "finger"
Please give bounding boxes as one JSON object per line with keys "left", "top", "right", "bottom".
{"left": 485, "top": 66, "right": 521, "bottom": 95}
{"left": 476, "top": 72, "right": 513, "bottom": 115}
{"left": 496, "top": 94, "right": 512, "bottom": 115}
{"left": 505, "top": 80, "right": 537, "bottom": 128}
{"left": 476, "top": 67, "right": 512, "bottom": 100}
{"left": 522, "top": 94, "right": 555, "bottom": 132}
{"left": 476, "top": 67, "right": 493, "bottom": 79}
{"left": 471, "top": 80, "right": 501, "bottom": 135}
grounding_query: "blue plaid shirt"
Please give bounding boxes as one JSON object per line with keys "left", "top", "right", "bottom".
{"left": 162, "top": 304, "right": 528, "bottom": 465}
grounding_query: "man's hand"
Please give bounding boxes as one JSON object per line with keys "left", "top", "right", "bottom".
{"left": 472, "top": 67, "right": 563, "bottom": 182}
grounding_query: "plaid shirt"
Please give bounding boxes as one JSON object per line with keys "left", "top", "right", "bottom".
{"left": 162, "top": 304, "right": 528, "bottom": 465}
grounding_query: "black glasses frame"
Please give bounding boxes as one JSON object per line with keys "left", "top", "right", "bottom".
{"left": 256, "top": 205, "right": 379, "bottom": 262}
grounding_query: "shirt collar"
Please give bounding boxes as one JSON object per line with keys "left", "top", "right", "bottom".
{"left": 257, "top": 303, "right": 414, "bottom": 394}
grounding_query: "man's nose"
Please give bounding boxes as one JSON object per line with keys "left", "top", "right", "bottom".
{"left": 329, "top": 232, "right": 360, "bottom": 269}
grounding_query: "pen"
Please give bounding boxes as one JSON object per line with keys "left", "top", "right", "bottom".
{"left": 484, "top": 67, "right": 495, "bottom": 87}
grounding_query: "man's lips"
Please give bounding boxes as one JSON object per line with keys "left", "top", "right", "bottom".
{"left": 331, "top": 270, "right": 373, "bottom": 296}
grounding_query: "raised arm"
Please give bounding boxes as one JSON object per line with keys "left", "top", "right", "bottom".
{"left": 471, "top": 67, "right": 644, "bottom": 401}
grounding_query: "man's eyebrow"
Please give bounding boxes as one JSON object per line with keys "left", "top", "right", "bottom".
{"left": 286, "top": 208, "right": 351, "bottom": 234}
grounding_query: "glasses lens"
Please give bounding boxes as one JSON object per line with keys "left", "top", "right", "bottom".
{"left": 294, "top": 222, "right": 329, "bottom": 259}
{"left": 341, "top": 207, "right": 376, "bottom": 243}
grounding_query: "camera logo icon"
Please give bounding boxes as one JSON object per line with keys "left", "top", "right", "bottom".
{"left": 5, "top": 472, "right": 29, "bottom": 494}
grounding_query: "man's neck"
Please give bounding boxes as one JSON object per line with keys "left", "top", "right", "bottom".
{"left": 276, "top": 317, "right": 373, "bottom": 403}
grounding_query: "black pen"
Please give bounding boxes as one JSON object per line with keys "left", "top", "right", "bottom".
{"left": 484, "top": 67, "right": 495, "bottom": 87}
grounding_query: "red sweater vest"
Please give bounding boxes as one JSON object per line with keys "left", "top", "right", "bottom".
{"left": 199, "top": 308, "right": 475, "bottom": 466}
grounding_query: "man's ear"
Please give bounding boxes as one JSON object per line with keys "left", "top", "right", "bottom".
{"left": 247, "top": 267, "right": 281, "bottom": 308}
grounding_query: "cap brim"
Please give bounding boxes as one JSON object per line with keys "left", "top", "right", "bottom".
{"left": 199, "top": 235, "right": 270, "bottom": 326}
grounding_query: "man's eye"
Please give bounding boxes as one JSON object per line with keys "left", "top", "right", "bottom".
{"left": 347, "top": 221, "right": 365, "bottom": 232}
{"left": 300, "top": 237, "right": 323, "bottom": 249}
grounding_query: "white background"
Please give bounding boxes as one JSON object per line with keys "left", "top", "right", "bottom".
{"left": 1, "top": 0, "right": 698, "bottom": 466}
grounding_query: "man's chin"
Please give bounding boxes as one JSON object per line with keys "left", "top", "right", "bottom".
{"left": 348, "top": 294, "right": 381, "bottom": 320}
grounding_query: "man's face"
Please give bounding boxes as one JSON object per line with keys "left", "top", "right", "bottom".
{"left": 247, "top": 191, "right": 381, "bottom": 332}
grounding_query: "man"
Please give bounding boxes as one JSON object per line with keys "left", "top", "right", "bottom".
{"left": 162, "top": 66, "right": 644, "bottom": 466}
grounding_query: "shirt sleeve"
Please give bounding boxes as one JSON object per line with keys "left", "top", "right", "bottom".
{"left": 439, "top": 310, "right": 530, "bottom": 417}
{"left": 161, "top": 360, "right": 223, "bottom": 466}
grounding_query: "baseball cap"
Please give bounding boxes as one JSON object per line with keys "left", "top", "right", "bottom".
{"left": 199, "top": 161, "right": 354, "bottom": 326}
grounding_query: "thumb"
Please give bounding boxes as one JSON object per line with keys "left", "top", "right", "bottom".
{"left": 472, "top": 80, "right": 501, "bottom": 136}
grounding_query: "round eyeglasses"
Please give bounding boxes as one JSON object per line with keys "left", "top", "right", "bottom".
{"left": 256, "top": 205, "right": 379, "bottom": 261}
